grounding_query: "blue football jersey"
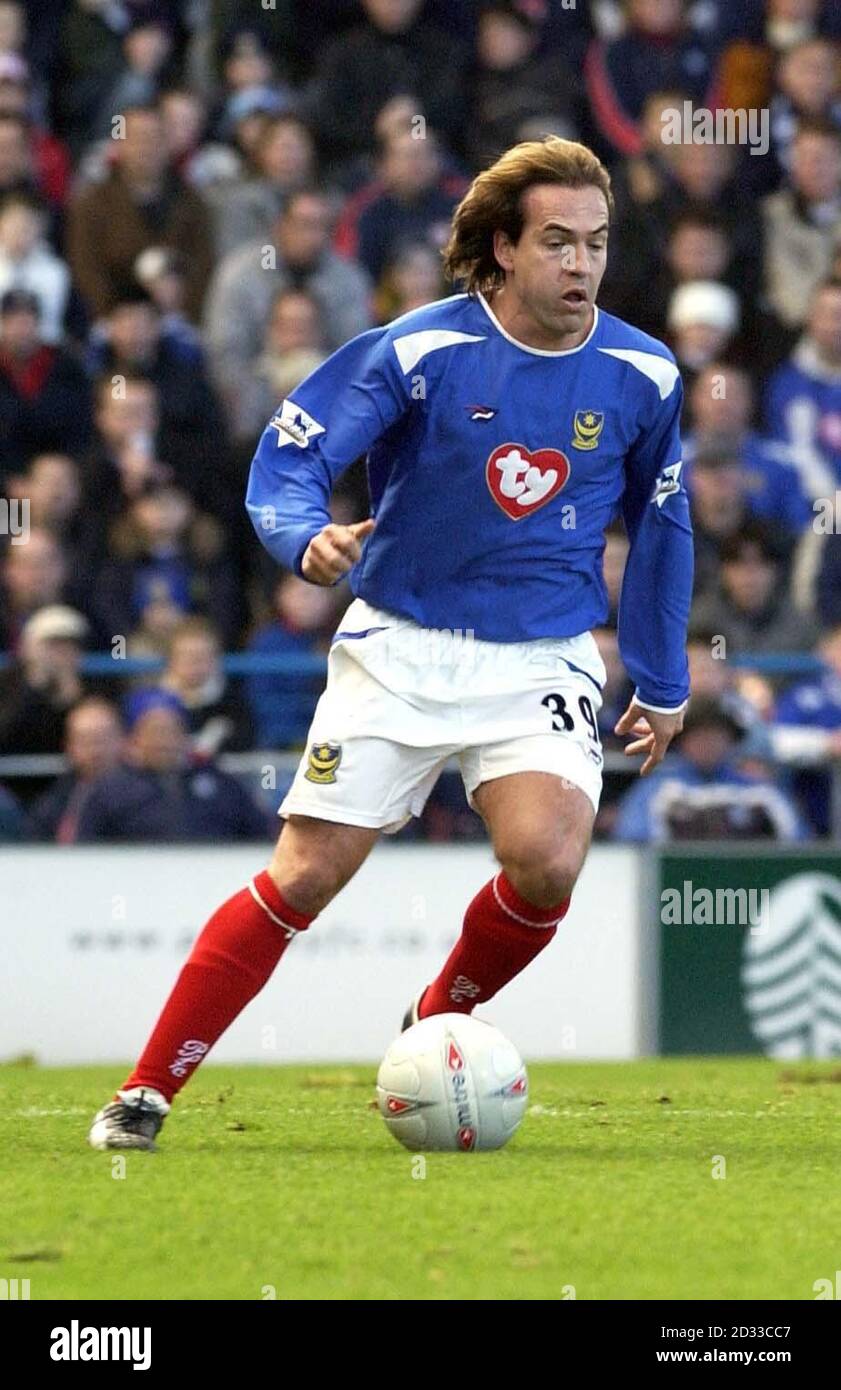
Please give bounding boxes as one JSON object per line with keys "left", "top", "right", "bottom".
{"left": 246, "top": 292, "right": 693, "bottom": 709}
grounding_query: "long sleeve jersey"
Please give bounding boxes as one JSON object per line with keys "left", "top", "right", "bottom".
{"left": 246, "top": 291, "right": 693, "bottom": 710}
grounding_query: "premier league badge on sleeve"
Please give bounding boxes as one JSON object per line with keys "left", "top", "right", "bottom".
{"left": 652, "top": 461, "right": 683, "bottom": 507}
{"left": 269, "top": 398, "right": 325, "bottom": 449}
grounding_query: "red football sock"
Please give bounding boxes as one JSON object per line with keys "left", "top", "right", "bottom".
{"left": 122, "top": 871, "right": 313, "bottom": 1103}
{"left": 419, "top": 872, "right": 570, "bottom": 1017}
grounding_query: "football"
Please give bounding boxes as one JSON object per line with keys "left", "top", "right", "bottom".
{"left": 376, "top": 1013, "right": 528, "bottom": 1152}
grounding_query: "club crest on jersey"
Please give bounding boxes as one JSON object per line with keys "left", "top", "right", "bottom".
{"left": 269, "top": 398, "right": 325, "bottom": 449}
{"left": 652, "top": 460, "right": 683, "bottom": 508}
{"left": 466, "top": 404, "right": 497, "bottom": 422}
{"left": 304, "top": 741, "right": 342, "bottom": 784}
{"left": 486, "top": 442, "right": 570, "bottom": 520}
{"left": 571, "top": 409, "right": 604, "bottom": 451}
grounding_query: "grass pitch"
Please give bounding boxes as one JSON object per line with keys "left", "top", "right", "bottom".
{"left": 2, "top": 1057, "right": 840, "bottom": 1301}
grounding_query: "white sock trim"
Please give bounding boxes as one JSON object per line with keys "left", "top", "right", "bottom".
{"left": 492, "top": 874, "right": 563, "bottom": 929}
{"left": 248, "top": 880, "right": 300, "bottom": 939}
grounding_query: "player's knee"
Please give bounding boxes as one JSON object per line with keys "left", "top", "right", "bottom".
{"left": 500, "top": 843, "right": 582, "bottom": 909}
{"left": 265, "top": 852, "right": 342, "bottom": 917}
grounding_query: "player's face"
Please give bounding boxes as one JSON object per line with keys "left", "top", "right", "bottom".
{"left": 495, "top": 184, "right": 609, "bottom": 345}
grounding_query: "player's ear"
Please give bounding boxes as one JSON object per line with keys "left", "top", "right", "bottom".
{"left": 493, "top": 228, "right": 515, "bottom": 274}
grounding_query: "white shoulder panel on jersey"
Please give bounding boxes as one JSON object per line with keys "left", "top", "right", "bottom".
{"left": 392, "top": 328, "right": 486, "bottom": 376}
{"left": 597, "top": 348, "right": 681, "bottom": 401}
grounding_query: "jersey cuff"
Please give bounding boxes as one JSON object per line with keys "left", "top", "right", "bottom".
{"left": 634, "top": 692, "right": 689, "bottom": 716}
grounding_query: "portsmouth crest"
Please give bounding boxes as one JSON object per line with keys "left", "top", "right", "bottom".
{"left": 304, "top": 741, "right": 342, "bottom": 784}
{"left": 571, "top": 410, "right": 605, "bottom": 451}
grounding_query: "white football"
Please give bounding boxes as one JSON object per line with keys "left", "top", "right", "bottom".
{"left": 376, "top": 1012, "right": 528, "bottom": 1152}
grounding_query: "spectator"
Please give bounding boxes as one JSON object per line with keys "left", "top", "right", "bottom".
{"left": 74, "top": 689, "right": 271, "bottom": 842}
{"left": 686, "top": 626, "right": 772, "bottom": 731}
{"left": 159, "top": 85, "right": 241, "bottom": 190}
{"left": 246, "top": 573, "right": 340, "bottom": 748}
{"left": 597, "top": 86, "right": 686, "bottom": 318}
{"left": 0, "top": 53, "right": 71, "bottom": 206}
{"left": 91, "top": 482, "right": 243, "bottom": 651}
{"left": 0, "top": 1, "right": 25, "bottom": 60}
{"left": 88, "top": 13, "right": 176, "bottom": 142}
{"left": 159, "top": 615, "right": 253, "bottom": 755}
{"left": 0, "top": 288, "right": 91, "bottom": 469}
{"left": 464, "top": 0, "right": 583, "bottom": 170}
{"left": 607, "top": 86, "right": 687, "bottom": 215}
{"left": 8, "top": 452, "right": 85, "bottom": 575}
{"left": 771, "top": 622, "right": 841, "bottom": 832}
{"left": 77, "top": 372, "right": 169, "bottom": 570}
{"left": 214, "top": 25, "right": 295, "bottom": 143}
{"left": 340, "top": 128, "right": 465, "bottom": 284}
{"left": 308, "top": 0, "right": 469, "bottom": 173}
{"left": 585, "top": 0, "right": 719, "bottom": 160}
{"left": 688, "top": 444, "right": 766, "bottom": 599}
{"left": 67, "top": 103, "right": 214, "bottom": 322}
{"left": 84, "top": 282, "right": 229, "bottom": 511}
{"left": 230, "top": 286, "right": 326, "bottom": 445}
{"left": 27, "top": 695, "right": 124, "bottom": 842}
{"left": 665, "top": 280, "right": 741, "bottom": 392}
{"left": 0, "top": 528, "right": 70, "bottom": 650}
{"left": 0, "top": 112, "right": 38, "bottom": 206}
{"left": 132, "top": 246, "right": 204, "bottom": 363}
{"left": 204, "top": 188, "right": 371, "bottom": 413}
{"left": 686, "top": 434, "right": 808, "bottom": 599}
{"left": 764, "top": 277, "right": 841, "bottom": 494}
{"left": 691, "top": 520, "right": 820, "bottom": 654}
{"left": 686, "top": 363, "right": 813, "bottom": 532}
{"left": 0, "top": 189, "right": 70, "bottom": 341}
{"left": 22, "top": 451, "right": 82, "bottom": 535}
{"left": 0, "top": 604, "right": 88, "bottom": 760}
{"left": 761, "top": 118, "right": 841, "bottom": 330}
{"left": 209, "top": 113, "right": 316, "bottom": 259}
{"left": 375, "top": 238, "right": 446, "bottom": 324}
{"left": 631, "top": 207, "right": 737, "bottom": 338}
{"left": 614, "top": 695, "right": 806, "bottom": 842}
{"left": 768, "top": 39, "right": 841, "bottom": 182}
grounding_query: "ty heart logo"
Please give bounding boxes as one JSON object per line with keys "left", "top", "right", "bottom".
{"left": 486, "top": 442, "right": 570, "bottom": 520}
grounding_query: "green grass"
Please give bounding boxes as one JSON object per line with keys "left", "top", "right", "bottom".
{"left": 2, "top": 1057, "right": 840, "bottom": 1301}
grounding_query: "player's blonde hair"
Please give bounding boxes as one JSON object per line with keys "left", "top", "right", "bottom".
{"left": 442, "top": 136, "right": 614, "bottom": 295}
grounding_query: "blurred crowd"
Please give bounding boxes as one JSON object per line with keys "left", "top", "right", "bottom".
{"left": 1, "top": 0, "right": 841, "bottom": 845}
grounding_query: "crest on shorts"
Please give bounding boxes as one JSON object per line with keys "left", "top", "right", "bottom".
{"left": 571, "top": 410, "right": 604, "bottom": 451}
{"left": 304, "top": 741, "right": 342, "bottom": 784}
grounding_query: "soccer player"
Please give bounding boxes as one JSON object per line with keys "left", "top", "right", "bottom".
{"left": 89, "top": 137, "right": 692, "bottom": 1150}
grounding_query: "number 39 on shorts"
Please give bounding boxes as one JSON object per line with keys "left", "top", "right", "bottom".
{"left": 541, "top": 690, "right": 603, "bottom": 765}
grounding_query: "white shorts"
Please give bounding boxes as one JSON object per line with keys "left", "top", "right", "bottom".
{"left": 279, "top": 598, "right": 606, "bottom": 834}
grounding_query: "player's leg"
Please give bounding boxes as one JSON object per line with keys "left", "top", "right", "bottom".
{"left": 88, "top": 817, "right": 377, "bottom": 1150}
{"left": 414, "top": 768, "right": 595, "bottom": 1020}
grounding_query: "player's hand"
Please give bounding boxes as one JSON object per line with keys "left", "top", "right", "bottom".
{"left": 615, "top": 699, "right": 685, "bottom": 777}
{"left": 301, "top": 519, "right": 376, "bottom": 585}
